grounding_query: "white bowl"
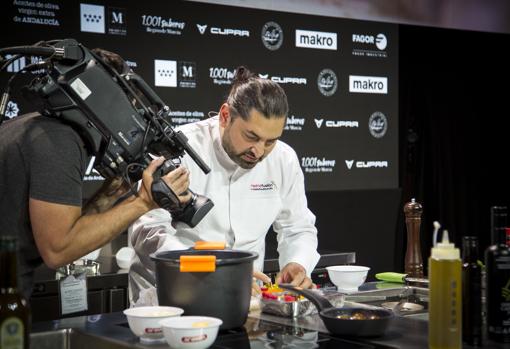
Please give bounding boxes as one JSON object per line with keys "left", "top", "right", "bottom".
{"left": 160, "top": 316, "right": 223, "bottom": 349}
{"left": 123, "top": 306, "right": 184, "bottom": 343}
{"left": 326, "top": 265, "right": 370, "bottom": 292}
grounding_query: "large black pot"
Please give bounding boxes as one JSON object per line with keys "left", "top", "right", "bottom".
{"left": 151, "top": 248, "right": 258, "bottom": 329}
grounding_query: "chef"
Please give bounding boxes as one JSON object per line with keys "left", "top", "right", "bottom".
{"left": 129, "top": 66, "right": 320, "bottom": 306}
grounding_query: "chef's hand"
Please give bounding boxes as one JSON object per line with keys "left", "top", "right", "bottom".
{"left": 252, "top": 270, "right": 271, "bottom": 296}
{"left": 276, "top": 262, "right": 316, "bottom": 289}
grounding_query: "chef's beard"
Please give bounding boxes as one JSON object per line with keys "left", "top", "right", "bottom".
{"left": 221, "top": 129, "right": 264, "bottom": 169}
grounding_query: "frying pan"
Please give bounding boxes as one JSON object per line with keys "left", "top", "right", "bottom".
{"left": 280, "top": 284, "right": 394, "bottom": 337}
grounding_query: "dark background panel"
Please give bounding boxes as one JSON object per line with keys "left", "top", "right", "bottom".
{"left": 2, "top": 0, "right": 402, "bottom": 276}
{"left": 1, "top": 0, "right": 399, "bottom": 193}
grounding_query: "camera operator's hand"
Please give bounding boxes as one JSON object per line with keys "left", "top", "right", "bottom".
{"left": 161, "top": 165, "right": 192, "bottom": 205}
{"left": 139, "top": 157, "right": 192, "bottom": 209}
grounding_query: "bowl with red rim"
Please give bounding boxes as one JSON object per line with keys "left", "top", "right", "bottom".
{"left": 123, "top": 306, "right": 184, "bottom": 343}
{"left": 160, "top": 316, "right": 223, "bottom": 349}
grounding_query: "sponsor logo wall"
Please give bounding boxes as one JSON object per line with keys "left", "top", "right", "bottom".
{"left": 2, "top": 0, "right": 398, "bottom": 191}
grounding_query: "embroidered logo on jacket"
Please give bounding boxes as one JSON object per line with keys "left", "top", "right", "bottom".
{"left": 250, "top": 182, "right": 276, "bottom": 191}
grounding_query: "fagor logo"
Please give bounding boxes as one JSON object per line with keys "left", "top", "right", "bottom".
{"left": 349, "top": 75, "right": 387, "bottom": 94}
{"left": 352, "top": 33, "right": 388, "bottom": 58}
{"left": 80, "top": 3, "right": 105, "bottom": 33}
{"left": 154, "top": 60, "right": 177, "bottom": 87}
{"left": 295, "top": 29, "right": 337, "bottom": 50}
{"left": 352, "top": 33, "right": 387, "bottom": 50}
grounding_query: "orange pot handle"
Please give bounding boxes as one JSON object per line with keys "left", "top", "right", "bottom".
{"left": 180, "top": 255, "right": 216, "bottom": 272}
{"left": 193, "top": 241, "right": 226, "bottom": 250}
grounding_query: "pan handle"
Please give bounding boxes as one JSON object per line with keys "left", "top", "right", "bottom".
{"left": 279, "top": 284, "right": 335, "bottom": 312}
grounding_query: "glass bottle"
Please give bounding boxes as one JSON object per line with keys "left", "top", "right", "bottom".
{"left": 462, "top": 236, "right": 482, "bottom": 346}
{"left": 0, "top": 236, "right": 30, "bottom": 349}
{"left": 429, "top": 230, "right": 462, "bottom": 349}
{"left": 485, "top": 206, "right": 510, "bottom": 343}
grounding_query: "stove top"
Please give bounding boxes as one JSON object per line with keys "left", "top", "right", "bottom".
{"left": 211, "top": 318, "right": 396, "bottom": 349}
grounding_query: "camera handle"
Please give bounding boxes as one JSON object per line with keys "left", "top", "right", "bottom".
{"left": 151, "top": 159, "right": 214, "bottom": 227}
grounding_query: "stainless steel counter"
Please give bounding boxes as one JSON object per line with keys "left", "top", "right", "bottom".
{"left": 30, "top": 283, "right": 507, "bottom": 349}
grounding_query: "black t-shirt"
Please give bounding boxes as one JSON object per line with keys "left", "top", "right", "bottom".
{"left": 0, "top": 113, "right": 88, "bottom": 299}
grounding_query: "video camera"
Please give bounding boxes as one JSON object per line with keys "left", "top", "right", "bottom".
{"left": 0, "top": 39, "right": 213, "bottom": 227}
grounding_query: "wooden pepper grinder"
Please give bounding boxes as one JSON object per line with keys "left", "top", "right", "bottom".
{"left": 404, "top": 198, "right": 424, "bottom": 278}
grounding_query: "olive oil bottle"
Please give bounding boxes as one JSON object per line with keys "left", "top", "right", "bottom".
{"left": 0, "top": 236, "right": 30, "bottom": 349}
{"left": 429, "top": 230, "right": 462, "bottom": 349}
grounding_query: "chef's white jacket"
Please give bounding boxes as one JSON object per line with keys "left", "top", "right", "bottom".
{"left": 129, "top": 115, "right": 320, "bottom": 305}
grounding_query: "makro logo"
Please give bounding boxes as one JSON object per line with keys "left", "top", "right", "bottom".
{"left": 196, "top": 24, "right": 249, "bottom": 37}
{"left": 301, "top": 156, "right": 336, "bottom": 173}
{"left": 108, "top": 7, "right": 126, "bottom": 35}
{"left": 209, "top": 67, "right": 236, "bottom": 85}
{"left": 349, "top": 75, "right": 388, "bottom": 94}
{"left": 259, "top": 74, "right": 307, "bottom": 85}
{"left": 80, "top": 3, "right": 105, "bottom": 33}
{"left": 314, "top": 118, "right": 359, "bottom": 129}
{"left": 345, "top": 160, "right": 388, "bottom": 169}
{"left": 154, "top": 60, "right": 177, "bottom": 87}
{"left": 295, "top": 29, "right": 337, "bottom": 50}
{"left": 369, "top": 112, "right": 388, "bottom": 138}
{"left": 142, "top": 15, "right": 185, "bottom": 35}
{"left": 262, "top": 22, "right": 283, "bottom": 50}
{"left": 317, "top": 69, "right": 338, "bottom": 96}
{"left": 285, "top": 115, "right": 305, "bottom": 131}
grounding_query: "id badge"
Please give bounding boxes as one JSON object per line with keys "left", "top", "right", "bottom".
{"left": 59, "top": 272, "right": 88, "bottom": 315}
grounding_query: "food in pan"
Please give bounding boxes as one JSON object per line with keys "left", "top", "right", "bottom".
{"left": 336, "top": 311, "right": 381, "bottom": 320}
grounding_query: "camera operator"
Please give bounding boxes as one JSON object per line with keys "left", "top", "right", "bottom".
{"left": 0, "top": 49, "right": 191, "bottom": 300}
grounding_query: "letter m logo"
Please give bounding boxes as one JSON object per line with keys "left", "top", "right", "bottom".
{"left": 111, "top": 11, "right": 123, "bottom": 24}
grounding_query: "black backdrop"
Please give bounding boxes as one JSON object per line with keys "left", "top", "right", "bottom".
{"left": 1, "top": 0, "right": 401, "bottom": 276}
{"left": 398, "top": 25, "right": 510, "bottom": 271}
{"left": 1, "top": 0, "right": 399, "bottom": 194}
{"left": 4, "top": 1, "right": 509, "bottom": 277}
